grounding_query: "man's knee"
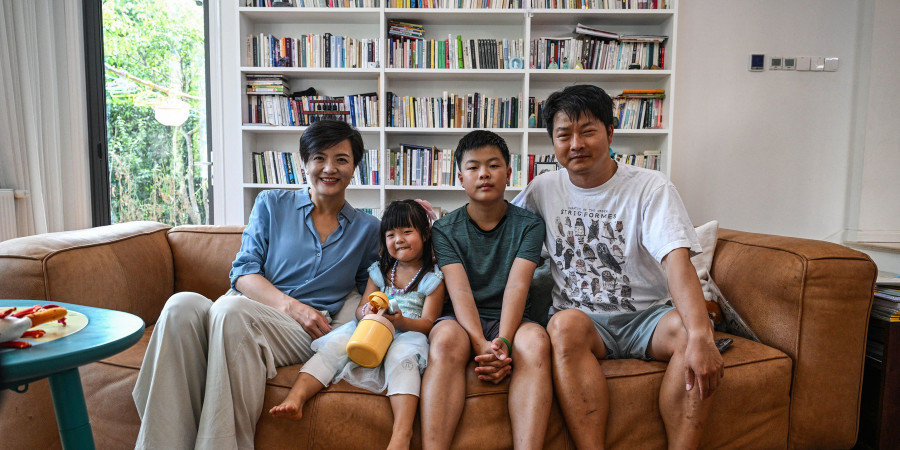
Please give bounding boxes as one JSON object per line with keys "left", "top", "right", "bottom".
{"left": 648, "top": 310, "right": 688, "bottom": 360}
{"left": 547, "top": 309, "right": 595, "bottom": 352}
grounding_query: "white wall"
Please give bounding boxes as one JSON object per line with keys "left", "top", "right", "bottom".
{"left": 672, "top": 0, "right": 900, "bottom": 273}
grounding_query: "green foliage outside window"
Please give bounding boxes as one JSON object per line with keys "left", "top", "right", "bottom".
{"left": 103, "top": 0, "right": 208, "bottom": 225}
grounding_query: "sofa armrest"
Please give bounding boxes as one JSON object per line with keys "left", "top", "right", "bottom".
{"left": 712, "top": 228, "right": 876, "bottom": 449}
{"left": 0, "top": 221, "right": 174, "bottom": 325}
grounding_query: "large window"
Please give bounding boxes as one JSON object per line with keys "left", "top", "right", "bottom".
{"left": 86, "top": 0, "right": 211, "bottom": 226}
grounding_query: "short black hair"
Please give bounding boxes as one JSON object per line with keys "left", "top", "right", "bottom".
{"left": 298, "top": 120, "right": 365, "bottom": 166}
{"left": 542, "top": 85, "right": 614, "bottom": 137}
{"left": 454, "top": 130, "right": 510, "bottom": 169}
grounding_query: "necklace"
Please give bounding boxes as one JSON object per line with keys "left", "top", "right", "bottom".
{"left": 389, "top": 260, "right": 424, "bottom": 294}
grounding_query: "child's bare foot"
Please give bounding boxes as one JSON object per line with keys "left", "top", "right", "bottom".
{"left": 269, "top": 398, "right": 304, "bottom": 421}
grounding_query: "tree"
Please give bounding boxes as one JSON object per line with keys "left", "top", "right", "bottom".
{"left": 103, "top": 0, "right": 208, "bottom": 225}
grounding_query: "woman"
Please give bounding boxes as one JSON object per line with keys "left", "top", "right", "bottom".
{"left": 133, "top": 120, "right": 381, "bottom": 449}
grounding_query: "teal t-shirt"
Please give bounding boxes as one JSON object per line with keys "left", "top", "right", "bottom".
{"left": 433, "top": 202, "right": 545, "bottom": 320}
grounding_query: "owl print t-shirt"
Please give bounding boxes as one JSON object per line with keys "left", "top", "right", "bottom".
{"left": 513, "top": 162, "right": 701, "bottom": 316}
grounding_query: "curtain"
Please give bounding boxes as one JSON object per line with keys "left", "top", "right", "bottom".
{"left": 0, "top": 0, "right": 91, "bottom": 237}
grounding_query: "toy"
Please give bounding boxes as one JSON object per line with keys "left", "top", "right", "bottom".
{"left": 346, "top": 292, "right": 398, "bottom": 368}
{"left": 0, "top": 304, "right": 68, "bottom": 348}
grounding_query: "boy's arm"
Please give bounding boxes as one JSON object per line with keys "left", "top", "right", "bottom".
{"left": 441, "top": 263, "right": 491, "bottom": 352}
{"left": 662, "top": 247, "right": 724, "bottom": 399}
{"left": 474, "top": 256, "right": 538, "bottom": 384}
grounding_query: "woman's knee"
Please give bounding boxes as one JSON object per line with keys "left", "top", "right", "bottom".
{"left": 546, "top": 309, "right": 594, "bottom": 352}
{"left": 159, "top": 292, "right": 212, "bottom": 327}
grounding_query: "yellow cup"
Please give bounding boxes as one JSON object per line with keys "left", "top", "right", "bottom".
{"left": 346, "top": 313, "right": 395, "bottom": 368}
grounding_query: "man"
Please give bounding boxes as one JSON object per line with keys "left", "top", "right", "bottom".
{"left": 513, "top": 85, "right": 724, "bottom": 449}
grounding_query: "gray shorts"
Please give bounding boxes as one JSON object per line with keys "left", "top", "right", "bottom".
{"left": 584, "top": 303, "right": 674, "bottom": 361}
{"left": 435, "top": 315, "right": 536, "bottom": 341}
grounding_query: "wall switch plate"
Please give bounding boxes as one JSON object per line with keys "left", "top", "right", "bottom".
{"left": 824, "top": 57, "right": 839, "bottom": 72}
{"left": 783, "top": 57, "right": 796, "bottom": 70}
{"left": 769, "top": 56, "right": 783, "bottom": 70}
{"left": 812, "top": 56, "right": 825, "bottom": 71}
{"left": 796, "top": 56, "right": 811, "bottom": 71}
{"left": 749, "top": 53, "right": 765, "bottom": 72}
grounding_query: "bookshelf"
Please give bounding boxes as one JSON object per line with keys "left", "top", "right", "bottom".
{"left": 225, "top": 0, "right": 677, "bottom": 223}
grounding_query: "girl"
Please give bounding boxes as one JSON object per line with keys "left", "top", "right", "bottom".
{"left": 270, "top": 199, "right": 444, "bottom": 450}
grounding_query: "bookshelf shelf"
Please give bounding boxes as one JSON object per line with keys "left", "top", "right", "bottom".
{"left": 226, "top": 0, "right": 677, "bottom": 223}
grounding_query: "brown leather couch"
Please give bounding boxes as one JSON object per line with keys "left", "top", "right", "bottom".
{"left": 0, "top": 221, "right": 876, "bottom": 449}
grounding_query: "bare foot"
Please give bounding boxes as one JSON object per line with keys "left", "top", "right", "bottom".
{"left": 269, "top": 399, "right": 304, "bottom": 421}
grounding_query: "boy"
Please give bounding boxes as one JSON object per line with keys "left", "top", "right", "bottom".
{"left": 512, "top": 85, "right": 724, "bottom": 449}
{"left": 420, "top": 130, "right": 550, "bottom": 449}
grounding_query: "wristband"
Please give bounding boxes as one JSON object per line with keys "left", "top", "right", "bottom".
{"left": 498, "top": 337, "right": 512, "bottom": 356}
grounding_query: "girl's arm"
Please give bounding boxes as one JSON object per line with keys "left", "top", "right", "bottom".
{"left": 387, "top": 280, "right": 446, "bottom": 334}
{"left": 355, "top": 278, "right": 380, "bottom": 321}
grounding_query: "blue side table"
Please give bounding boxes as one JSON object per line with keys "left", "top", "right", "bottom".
{"left": 0, "top": 300, "right": 144, "bottom": 450}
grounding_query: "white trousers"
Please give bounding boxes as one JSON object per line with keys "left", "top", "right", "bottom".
{"left": 132, "top": 290, "right": 358, "bottom": 450}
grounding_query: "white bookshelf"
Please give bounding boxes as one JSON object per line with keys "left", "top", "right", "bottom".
{"left": 223, "top": 1, "right": 677, "bottom": 223}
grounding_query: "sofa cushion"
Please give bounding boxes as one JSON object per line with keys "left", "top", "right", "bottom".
{"left": 167, "top": 225, "right": 244, "bottom": 301}
{"left": 95, "top": 327, "right": 790, "bottom": 449}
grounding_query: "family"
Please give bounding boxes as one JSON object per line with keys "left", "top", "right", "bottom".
{"left": 132, "top": 84, "right": 724, "bottom": 450}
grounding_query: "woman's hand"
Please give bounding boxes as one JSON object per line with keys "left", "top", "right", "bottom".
{"left": 286, "top": 301, "right": 332, "bottom": 339}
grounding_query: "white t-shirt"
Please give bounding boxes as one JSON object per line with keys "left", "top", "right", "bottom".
{"left": 512, "top": 162, "right": 701, "bottom": 315}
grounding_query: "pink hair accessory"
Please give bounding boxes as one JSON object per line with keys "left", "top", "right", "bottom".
{"left": 414, "top": 198, "right": 438, "bottom": 223}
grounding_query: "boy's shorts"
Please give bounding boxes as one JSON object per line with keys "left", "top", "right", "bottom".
{"left": 435, "top": 315, "right": 536, "bottom": 341}
{"left": 583, "top": 303, "right": 674, "bottom": 361}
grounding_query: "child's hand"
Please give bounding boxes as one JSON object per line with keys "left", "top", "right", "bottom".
{"left": 473, "top": 340, "right": 512, "bottom": 384}
{"left": 383, "top": 308, "right": 404, "bottom": 328}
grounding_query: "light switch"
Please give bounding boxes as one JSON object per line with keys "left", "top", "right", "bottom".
{"left": 824, "top": 57, "right": 839, "bottom": 72}
{"left": 796, "top": 56, "right": 811, "bottom": 71}
{"left": 812, "top": 56, "right": 825, "bottom": 71}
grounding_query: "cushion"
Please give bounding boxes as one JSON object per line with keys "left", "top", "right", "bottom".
{"left": 690, "top": 220, "right": 760, "bottom": 343}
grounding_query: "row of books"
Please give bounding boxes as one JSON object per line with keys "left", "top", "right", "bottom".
{"left": 250, "top": 148, "right": 662, "bottom": 189}
{"left": 873, "top": 277, "right": 900, "bottom": 322}
{"left": 531, "top": 36, "right": 665, "bottom": 71}
{"left": 245, "top": 0, "right": 663, "bottom": 8}
{"left": 246, "top": 93, "right": 379, "bottom": 127}
{"left": 390, "top": 0, "right": 523, "bottom": 7}
{"left": 611, "top": 149, "right": 661, "bottom": 170}
{"left": 386, "top": 145, "right": 526, "bottom": 186}
{"left": 531, "top": 0, "right": 668, "bottom": 8}
{"left": 613, "top": 90, "right": 665, "bottom": 129}
{"left": 244, "top": 0, "right": 379, "bottom": 6}
{"left": 388, "top": 36, "right": 526, "bottom": 70}
{"left": 246, "top": 34, "right": 380, "bottom": 69}
{"left": 385, "top": 92, "right": 521, "bottom": 129}
{"left": 251, "top": 150, "right": 381, "bottom": 185}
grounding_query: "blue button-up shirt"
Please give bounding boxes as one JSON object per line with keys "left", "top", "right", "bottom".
{"left": 230, "top": 189, "right": 380, "bottom": 317}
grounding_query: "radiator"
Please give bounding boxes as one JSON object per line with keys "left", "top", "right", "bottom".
{"left": 0, "top": 189, "right": 17, "bottom": 241}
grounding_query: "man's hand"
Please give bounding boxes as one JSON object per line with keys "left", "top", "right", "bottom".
{"left": 684, "top": 335, "right": 724, "bottom": 400}
{"left": 473, "top": 340, "right": 512, "bottom": 384}
{"left": 286, "top": 301, "right": 331, "bottom": 339}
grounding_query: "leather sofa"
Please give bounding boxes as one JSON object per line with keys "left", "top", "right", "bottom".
{"left": 0, "top": 221, "right": 876, "bottom": 449}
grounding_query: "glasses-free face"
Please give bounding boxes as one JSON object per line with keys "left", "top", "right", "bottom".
{"left": 305, "top": 139, "right": 355, "bottom": 198}
{"left": 385, "top": 226, "right": 425, "bottom": 264}
{"left": 456, "top": 145, "right": 511, "bottom": 204}
{"left": 551, "top": 112, "right": 615, "bottom": 187}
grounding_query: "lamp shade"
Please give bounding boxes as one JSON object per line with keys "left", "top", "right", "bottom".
{"left": 153, "top": 97, "right": 190, "bottom": 126}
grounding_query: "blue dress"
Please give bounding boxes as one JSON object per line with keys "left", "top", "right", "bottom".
{"left": 310, "top": 262, "right": 443, "bottom": 394}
